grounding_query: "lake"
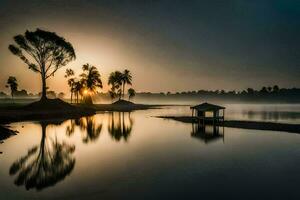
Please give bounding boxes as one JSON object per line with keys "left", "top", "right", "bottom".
{"left": 1, "top": 104, "right": 300, "bottom": 199}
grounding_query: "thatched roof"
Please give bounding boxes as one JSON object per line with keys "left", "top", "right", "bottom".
{"left": 190, "top": 102, "right": 225, "bottom": 111}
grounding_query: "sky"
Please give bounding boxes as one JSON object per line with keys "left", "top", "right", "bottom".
{"left": 0, "top": 0, "right": 299, "bottom": 94}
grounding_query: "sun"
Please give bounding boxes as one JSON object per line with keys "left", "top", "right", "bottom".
{"left": 83, "top": 89, "right": 89, "bottom": 95}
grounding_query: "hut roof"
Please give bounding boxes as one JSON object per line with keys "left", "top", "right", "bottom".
{"left": 190, "top": 102, "right": 225, "bottom": 111}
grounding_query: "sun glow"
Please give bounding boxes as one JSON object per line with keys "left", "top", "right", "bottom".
{"left": 83, "top": 89, "right": 89, "bottom": 95}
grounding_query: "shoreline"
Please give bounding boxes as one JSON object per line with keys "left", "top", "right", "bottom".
{"left": 156, "top": 116, "right": 300, "bottom": 134}
{"left": 0, "top": 107, "right": 95, "bottom": 124}
{"left": 92, "top": 103, "right": 161, "bottom": 112}
{"left": 0, "top": 102, "right": 160, "bottom": 124}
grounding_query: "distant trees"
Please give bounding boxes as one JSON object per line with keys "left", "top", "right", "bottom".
{"left": 6, "top": 76, "right": 18, "bottom": 100}
{"left": 108, "top": 71, "right": 123, "bottom": 100}
{"left": 58, "top": 92, "right": 65, "bottom": 99}
{"left": 273, "top": 85, "right": 279, "bottom": 93}
{"left": 8, "top": 29, "right": 76, "bottom": 101}
{"left": 108, "top": 69, "right": 133, "bottom": 101}
{"left": 128, "top": 88, "right": 136, "bottom": 100}
{"left": 247, "top": 88, "right": 254, "bottom": 95}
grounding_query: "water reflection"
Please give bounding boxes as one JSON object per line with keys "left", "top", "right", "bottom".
{"left": 9, "top": 121, "right": 75, "bottom": 191}
{"left": 66, "top": 116, "right": 102, "bottom": 143}
{"left": 108, "top": 112, "right": 134, "bottom": 142}
{"left": 191, "top": 123, "right": 224, "bottom": 144}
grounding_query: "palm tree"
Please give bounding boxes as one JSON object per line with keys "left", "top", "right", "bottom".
{"left": 121, "top": 69, "right": 132, "bottom": 98}
{"left": 6, "top": 76, "right": 18, "bottom": 101}
{"left": 128, "top": 88, "right": 136, "bottom": 100}
{"left": 80, "top": 64, "right": 103, "bottom": 104}
{"left": 65, "top": 69, "right": 75, "bottom": 103}
{"left": 109, "top": 89, "right": 117, "bottom": 102}
{"left": 73, "top": 80, "right": 84, "bottom": 103}
{"left": 108, "top": 71, "right": 123, "bottom": 100}
{"left": 8, "top": 29, "right": 76, "bottom": 101}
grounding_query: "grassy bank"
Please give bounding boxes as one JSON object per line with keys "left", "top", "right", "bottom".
{"left": 0, "top": 99, "right": 160, "bottom": 124}
{"left": 0, "top": 99, "right": 95, "bottom": 124}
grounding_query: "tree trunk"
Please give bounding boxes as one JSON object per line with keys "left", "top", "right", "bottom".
{"left": 122, "top": 83, "right": 125, "bottom": 99}
{"left": 70, "top": 92, "right": 73, "bottom": 104}
{"left": 41, "top": 74, "right": 47, "bottom": 101}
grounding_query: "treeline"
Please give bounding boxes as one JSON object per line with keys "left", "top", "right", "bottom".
{"left": 94, "top": 85, "right": 300, "bottom": 103}
{"left": 1, "top": 85, "right": 299, "bottom": 103}
{"left": 0, "top": 90, "right": 64, "bottom": 99}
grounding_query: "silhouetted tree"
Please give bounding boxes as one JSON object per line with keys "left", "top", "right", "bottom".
{"left": 65, "top": 68, "right": 76, "bottom": 103}
{"left": 273, "top": 85, "right": 279, "bottom": 93}
{"left": 109, "top": 89, "right": 118, "bottom": 102}
{"left": 128, "top": 88, "right": 136, "bottom": 100}
{"left": 260, "top": 87, "right": 268, "bottom": 94}
{"left": 73, "top": 80, "right": 84, "bottom": 103}
{"left": 80, "top": 64, "right": 102, "bottom": 104}
{"left": 267, "top": 86, "right": 272, "bottom": 93}
{"left": 108, "top": 71, "right": 123, "bottom": 100}
{"left": 247, "top": 88, "right": 254, "bottom": 95}
{"left": 8, "top": 29, "right": 76, "bottom": 101}
{"left": 121, "top": 69, "right": 132, "bottom": 98}
{"left": 6, "top": 76, "right": 18, "bottom": 101}
{"left": 67, "top": 78, "right": 75, "bottom": 103}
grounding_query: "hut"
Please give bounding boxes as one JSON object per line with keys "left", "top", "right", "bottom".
{"left": 190, "top": 102, "right": 225, "bottom": 125}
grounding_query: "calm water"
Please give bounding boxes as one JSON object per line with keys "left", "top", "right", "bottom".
{"left": 1, "top": 104, "right": 300, "bottom": 199}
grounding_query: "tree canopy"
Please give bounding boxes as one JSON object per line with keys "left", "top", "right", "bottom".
{"left": 8, "top": 28, "right": 76, "bottom": 100}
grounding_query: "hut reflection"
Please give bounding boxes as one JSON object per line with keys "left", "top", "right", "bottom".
{"left": 191, "top": 123, "right": 224, "bottom": 144}
{"left": 9, "top": 121, "right": 75, "bottom": 191}
{"left": 108, "top": 112, "right": 133, "bottom": 142}
{"left": 66, "top": 116, "right": 102, "bottom": 143}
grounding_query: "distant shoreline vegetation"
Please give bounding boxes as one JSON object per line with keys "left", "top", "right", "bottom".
{"left": 1, "top": 86, "right": 300, "bottom": 103}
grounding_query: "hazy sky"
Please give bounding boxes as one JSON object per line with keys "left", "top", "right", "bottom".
{"left": 0, "top": 0, "right": 299, "bottom": 94}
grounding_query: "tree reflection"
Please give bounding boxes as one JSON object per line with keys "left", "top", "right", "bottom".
{"left": 108, "top": 112, "right": 133, "bottom": 142}
{"left": 9, "top": 122, "right": 75, "bottom": 191}
{"left": 66, "top": 116, "right": 102, "bottom": 143}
